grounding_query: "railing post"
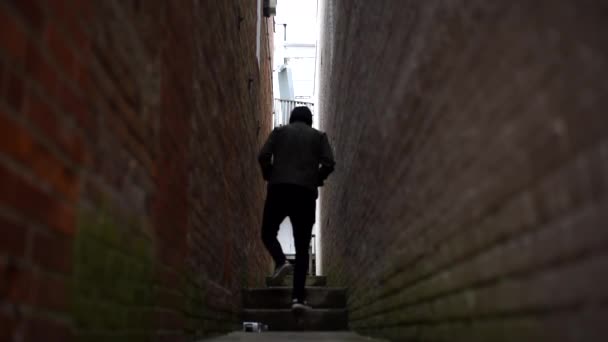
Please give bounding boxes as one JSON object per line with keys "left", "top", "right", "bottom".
{"left": 273, "top": 98, "right": 315, "bottom": 128}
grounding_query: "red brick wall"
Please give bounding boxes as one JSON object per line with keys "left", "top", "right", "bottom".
{"left": 318, "top": 1, "right": 608, "bottom": 341}
{"left": 0, "top": 1, "right": 272, "bottom": 340}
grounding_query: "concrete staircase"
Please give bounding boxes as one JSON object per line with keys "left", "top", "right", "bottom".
{"left": 242, "top": 276, "right": 349, "bottom": 331}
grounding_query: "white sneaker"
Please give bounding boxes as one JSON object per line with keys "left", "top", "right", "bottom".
{"left": 291, "top": 299, "right": 312, "bottom": 313}
{"left": 270, "top": 262, "right": 293, "bottom": 282}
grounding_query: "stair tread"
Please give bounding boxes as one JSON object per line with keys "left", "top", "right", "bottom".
{"left": 205, "top": 332, "right": 381, "bottom": 341}
{"left": 265, "top": 275, "right": 327, "bottom": 278}
{"left": 243, "top": 287, "right": 347, "bottom": 309}
{"left": 242, "top": 308, "right": 348, "bottom": 331}
{"left": 266, "top": 275, "right": 327, "bottom": 287}
{"left": 245, "top": 287, "right": 346, "bottom": 291}
{"left": 244, "top": 308, "right": 347, "bottom": 313}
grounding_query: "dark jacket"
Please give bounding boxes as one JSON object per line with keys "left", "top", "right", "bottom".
{"left": 258, "top": 122, "right": 335, "bottom": 195}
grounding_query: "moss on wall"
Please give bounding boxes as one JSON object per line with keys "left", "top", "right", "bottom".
{"left": 72, "top": 201, "right": 155, "bottom": 340}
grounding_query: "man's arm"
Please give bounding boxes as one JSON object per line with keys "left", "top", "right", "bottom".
{"left": 318, "top": 133, "right": 335, "bottom": 185}
{"left": 258, "top": 129, "right": 276, "bottom": 181}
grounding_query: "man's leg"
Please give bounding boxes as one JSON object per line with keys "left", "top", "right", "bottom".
{"left": 290, "top": 189, "right": 316, "bottom": 304}
{"left": 261, "top": 185, "right": 288, "bottom": 269}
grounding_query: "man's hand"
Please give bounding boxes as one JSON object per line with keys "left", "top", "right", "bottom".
{"left": 262, "top": 166, "right": 273, "bottom": 181}
{"left": 317, "top": 175, "right": 324, "bottom": 187}
{"left": 258, "top": 129, "right": 277, "bottom": 181}
{"left": 318, "top": 133, "right": 335, "bottom": 186}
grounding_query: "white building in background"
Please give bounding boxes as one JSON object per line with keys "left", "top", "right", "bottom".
{"left": 275, "top": 41, "right": 316, "bottom": 101}
{"left": 273, "top": 0, "right": 318, "bottom": 113}
{"left": 272, "top": 0, "right": 322, "bottom": 275}
{"left": 273, "top": 0, "right": 317, "bottom": 102}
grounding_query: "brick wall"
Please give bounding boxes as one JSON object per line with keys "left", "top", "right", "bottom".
{"left": 318, "top": 1, "right": 608, "bottom": 341}
{"left": 0, "top": 0, "right": 272, "bottom": 341}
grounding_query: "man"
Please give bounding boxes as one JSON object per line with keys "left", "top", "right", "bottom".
{"left": 258, "top": 106, "right": 335, "bottom": 312}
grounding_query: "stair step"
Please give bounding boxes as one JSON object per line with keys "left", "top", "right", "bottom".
{"left": 266, "top": 275, "right": 327, "bottom": 287}
{"left": 242, "top": 309, "right": 348, "bottom": 331}
{"left": 243, "top": 287, "right": 346, "bottom": 309}
{"left": 205, "top": 332, "right": 383, "bottom": 341}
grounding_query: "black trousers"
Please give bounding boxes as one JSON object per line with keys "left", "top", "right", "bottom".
{"left": 261, "top": 184, "right": 316, "bottom": 301}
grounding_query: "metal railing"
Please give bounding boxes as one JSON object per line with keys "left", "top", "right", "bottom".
{"left": 273, "top": 98, "right": 315, "bottom": 128}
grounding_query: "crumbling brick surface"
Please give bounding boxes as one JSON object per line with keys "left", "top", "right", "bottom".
{"left": 0, "top": 0, "right": 272, "bottom": 340}
{"left": 318, "top": 1, "right": 608, "bottom": 341}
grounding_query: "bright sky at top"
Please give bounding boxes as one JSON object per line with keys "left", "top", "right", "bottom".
{"left": 275, "top": 0, "right": 319, "bottom": 44}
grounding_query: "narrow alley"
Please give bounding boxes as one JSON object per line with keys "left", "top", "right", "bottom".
{"left": 0, "top": 1, "right": 607, "bottom": 341}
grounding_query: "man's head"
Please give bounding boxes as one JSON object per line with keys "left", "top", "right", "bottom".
{"left": 289, "top": 106, "right": 313, "bottom": 126}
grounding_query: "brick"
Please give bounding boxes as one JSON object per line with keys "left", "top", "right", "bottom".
{"left": 73, "top": 58, "right": 91, "bottom": 90}
{"left": 24, "top": 93, "right": 86, "bottom": 166}
{"left": 25, "top": 41, "right": 58, "bottom": 96}
{"left": 0, "top": 112, "right": 80, "bottom": 202}
{"left": 0, "top": 215, "right": 28, "bottom": 257}
{"left": 0, "top": 7, "right": 27, "bottom": 61}
{"left": 3, "top": 69, "right": 25, "bottom": 111}
{"left": 44, "top": 24, "right": 74, "bottom": 72}
{"left": 31, "top": 231, "right": 73, "bottom": 274}
{"left": 0, "top": 58, "right": 5, "bottom": 94}
{"left": 23, "top": 316, "right": 72, "bottom": 342}
{"left": 0, "top": 310, "right": 18, "bottom": 342}
{"left": 8, "top": 0, "right": 45, "bottom": 33}
{"left": 0, "top": 162, "right": 75, "bottom": 235}
{"left": 0, "top": 262, "right": 36, "bottom": 305}
{"left": 0, "top": 262, "right": 68, "bottom": 312}
{"left": 33, "top": 272, "right": 68, "bottom": 311}
{"left": 45, "top": 0, "right": 75, "bottom": 30}
{"left": 70, "top": 22, "right": 90, "bottom": 54}
{"left": 52, "top": 72, "right": 91, "bottom": 131}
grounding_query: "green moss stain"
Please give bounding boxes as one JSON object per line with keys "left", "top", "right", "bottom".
{"left": 71, "top": 199, "right": 251, "bottom": 339}
{"left": 72, "top": 202, "right": 155, "bottom": 340}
